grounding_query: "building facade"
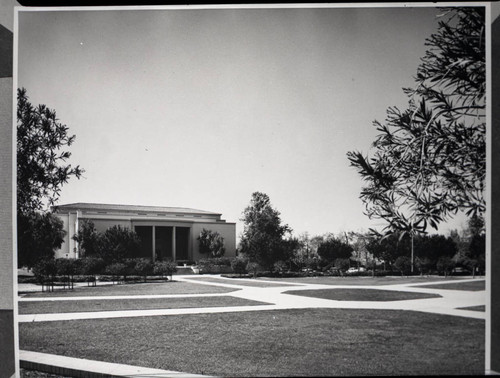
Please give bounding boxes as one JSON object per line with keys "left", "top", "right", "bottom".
{"left": 53, "top": 203, "right": 236, "bottom": 262}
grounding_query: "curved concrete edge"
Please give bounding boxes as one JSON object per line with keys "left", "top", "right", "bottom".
{"left": 19, "top": 350, "right": 213, "bottom": 377}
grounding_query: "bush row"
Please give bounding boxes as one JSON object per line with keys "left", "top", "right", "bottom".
{"left": 31, "top": 257, "right": 177, "bottom": 291}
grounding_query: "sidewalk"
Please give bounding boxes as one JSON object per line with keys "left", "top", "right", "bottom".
{"left": 20, "top": 350, "right": 211, "bottom": 378}
{"left": 18, "top": 276, "right": 486, "bottom": 322}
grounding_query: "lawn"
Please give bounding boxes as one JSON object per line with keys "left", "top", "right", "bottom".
{"left": 189, "top": 276, "right": 298, "bottom": 287}
{"left": 19, "top": 296, "right": 269, "bottom": 314}
{"left": 20, "top": 281, "right": 238, "bottom": 298}
{"left": 19, "top": 308, "right": 484, "bottom": 376}
{"left": 457, "top": 305, "right": 485, "bottom": 312}
{"left": 257, "top": 275, "right": 474, "bottom": 286}
{"left": 418, "top": 280, "right": 485, "bottom": 291}
{"left": 284, "top": 288, "right": 441, "bottom": 301}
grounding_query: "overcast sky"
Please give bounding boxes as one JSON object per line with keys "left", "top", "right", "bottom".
{"left": 17, "top": 4, "right": 474, "bottom": 241}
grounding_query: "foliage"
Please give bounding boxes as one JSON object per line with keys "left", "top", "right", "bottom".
{"left": 79, "top": 257, "right": 105, "bottom": 286}
{"left": 414, "top": 257, "right": 433, "bottom": 275}
{"left": 273, "top": 260, "right": 287, "bottom": 274}
{"left": 198, "top": 258, "right": 232, "bottom": 274}
{"left": 239, "top": 192, "right": 292, "bottom": 270}
{"left": 99, "top": 225, "right": 141, "bottom": 263}
{"left": 72, "top": 220, "right": 101, "bottom": 258}
{"left": 347, "top": 7, "right": 486, "bottom": 236}
{"left": 231, "top": 257, "right": 248, "bottom": 276}
{"left": 317, "top": 237, "right": 353, "bottom": 263}
{"left": 334, "top": 258, "right": 350, "bottom": 276}
{"left": 365, "top": 233, "right": 411, "bottom": 267}
{"left": 436, "top": 256, "right": 456, "bottom": 276}
{"left": 17, "top": 211, "right": 66, "bottom": 269}
{"left": 246, "top": 261, "right": 259, "bottom": 278}
{"left": 133, "top": 258, "right": 154, "bottom": 282}
{"left": 17, "top": 88, "right": 83, "bottom": 215}
{"left": 32, "top": 258, "right": 58, "bottom": 291}
{"left": 413, "top": 234, "right": 457, "bottom": 266}
{"left": 104, "top": 262, "right": 128, "bottom": 283}
{"left": 55, "top": 258, "right": 80, "bottom": 289}
{"left": 197, "top": 229, "right": 226, "bottom": 258}
{"left": 153, "top": 260, "right": 177, "bottom": 280}
{"left": 394, "top": 256, "right": 412, "bottom": 276}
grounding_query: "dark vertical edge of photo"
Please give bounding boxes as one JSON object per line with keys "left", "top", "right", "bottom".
{"left": 490, "top": 1, "right": 500, "bottom": 375}
{"left": 0, "top": 1, "right": 18, "bottom": 377}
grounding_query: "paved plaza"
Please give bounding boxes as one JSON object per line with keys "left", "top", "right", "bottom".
{"left": 18, "top": 275, "right": 486, "bottom": 377}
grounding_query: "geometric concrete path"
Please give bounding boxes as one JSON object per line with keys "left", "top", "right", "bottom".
{"left": 18, "top": 276, "right": 486, "bottom": 322}
{"left": 19, "top": 275, "right": 485, "bottom": 377}
{"left": 20, "top": 350, "right": 211, "bottom": 377}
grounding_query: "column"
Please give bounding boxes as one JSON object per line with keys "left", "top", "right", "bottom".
{"left": 172, "top": 226, "right": 176, "bottom": 262}
{"left": 152, "top": 226, "right": 156, "bottom": 262}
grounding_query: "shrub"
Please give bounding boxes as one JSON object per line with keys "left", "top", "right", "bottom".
{"left": 133, "top": 258, "right": 154, "bottom": 282}
{"left": 32, "top": 258, "right": 57, "bottom": 292}
{"left": 273, "top": 260, "right": 287, "bottom": 274}
{"left": 153, "top": 260, "right": 177, "bottom": 280}
{"left": 198, "top": 258, "right": 233, "bottom": 274}
{"left": 437, "top": 256, "right": 456, "bottom": 277}
{"left": 231, "top": 257, "right": 248, "bottom": 276}
{"left": 334, "top": 258, "right": 350, "bottom": 276}
{"left": 394, "top": 256, "right": 412, "bottom": 276}
{"left": 56, "top": 258, "right": 80, "bottom": 290}
{"left": 198, "top": 229, "right": 226, "bottom": 258}
{"left": 79, "top": 257, "right": 105, "bottom": 286}
{"left": 246, "top": 261, "right": 259, "bottom": 278}
{"left": 104, "top": 262, "right": 128, "bottom": 284}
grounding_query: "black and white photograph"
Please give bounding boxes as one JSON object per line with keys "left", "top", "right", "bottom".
{"left": 0, "top": 2, "right": 497, "bottom": 377}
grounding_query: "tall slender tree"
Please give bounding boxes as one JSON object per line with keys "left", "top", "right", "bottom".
{"left": 239, "top": 192, "right": 292, "bottom": 270}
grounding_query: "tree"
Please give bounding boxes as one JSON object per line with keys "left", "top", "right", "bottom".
{"left": 413, "top": 234, "right": 457, "bottom": 269}
{"left": 99, "top": 225, "right": 141, "bottom": 263}
{"left": 365, "top": 233, "right": 411, "bottom": 270}
{"left": 72, "top": 220, "right": 101, "bottom": 258}
{"left": 17, "top": 211, "right": 66, "bottom": 269}
{"left": 17, "top": 88, "right": 83, "bottom": 215}
{"left": 133, "top": 258, "right": 154, "bottom": 282}
{"left": 334, "top": 258, "right": 350, "bottom": 277}
{"left": 239, "top": 192, "right": 292, "bottom": 270}
{"left": 56, "top": 258, "right": 80, "bottom": 290}
{"left": 317, "top": 237, "right": 353, "bottom": 264}
{"left": 197, "top": 229, "right": 226, "bottom": 258}
{"left": 79, "top": 257, "right": 105, "bottom": 286}
{"left": 394, "top": 256, "right": 412, "bottom": 276}
{"left": 17, "top": 88, "right": 83, "bottom": 267}
{"left": 437, "top": 256, "right": 456, "bottom": 277}
{"left": 347, "top": 8, "right": 485, "bottom": 238}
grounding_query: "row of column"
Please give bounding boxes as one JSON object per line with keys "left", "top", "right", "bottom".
{"left": 151, "top": 225, "right": 176, "bottom": 263}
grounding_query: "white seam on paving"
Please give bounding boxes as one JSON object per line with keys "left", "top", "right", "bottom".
{"left": 19, "top": 350, "right": 212, "bottom": 377}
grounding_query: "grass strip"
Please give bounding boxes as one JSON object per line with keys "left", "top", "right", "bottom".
{"left": 418, "top": 280, "right": 485, "bottom": 291}
{"left": 457, "top": 305, "right": 485, "bottom": 312}
{"left": 257, "top": 276, "right": 473, "bottom": 286}
{"left": 19, "top": 296, "right": 269, "bottom": 314}
{"left": 188, "top": 276, "right": 294, "bottom": 287}
{"left": 20, "top": 281, "right": 237, "bottom": 298}
{"left": 19, "top": 308, "right": 483, "bottom": 377}
{"left": 283, "top": 288, "right": 441, "bottom": 301}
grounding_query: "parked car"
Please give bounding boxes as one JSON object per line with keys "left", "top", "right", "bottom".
{"left": 346, "top": 267, "right": 366, "bottom": 274}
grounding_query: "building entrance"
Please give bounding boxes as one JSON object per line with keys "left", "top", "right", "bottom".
{"left": 134, "top": 225, "right": 190, "bottom": 262}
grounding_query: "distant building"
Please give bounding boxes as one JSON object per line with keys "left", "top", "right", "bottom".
{"left": 53, "top": 203, "right": 236, "bottom": 262}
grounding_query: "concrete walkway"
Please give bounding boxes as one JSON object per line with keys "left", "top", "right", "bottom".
{"left": 20, "top": 350, "right": 211, "bottom": 378}
{"left": 18, "top": 275, "right": 486, "bottom": 322}
{"left": 19, "top": 275, "right": 485, "bottom": 377}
